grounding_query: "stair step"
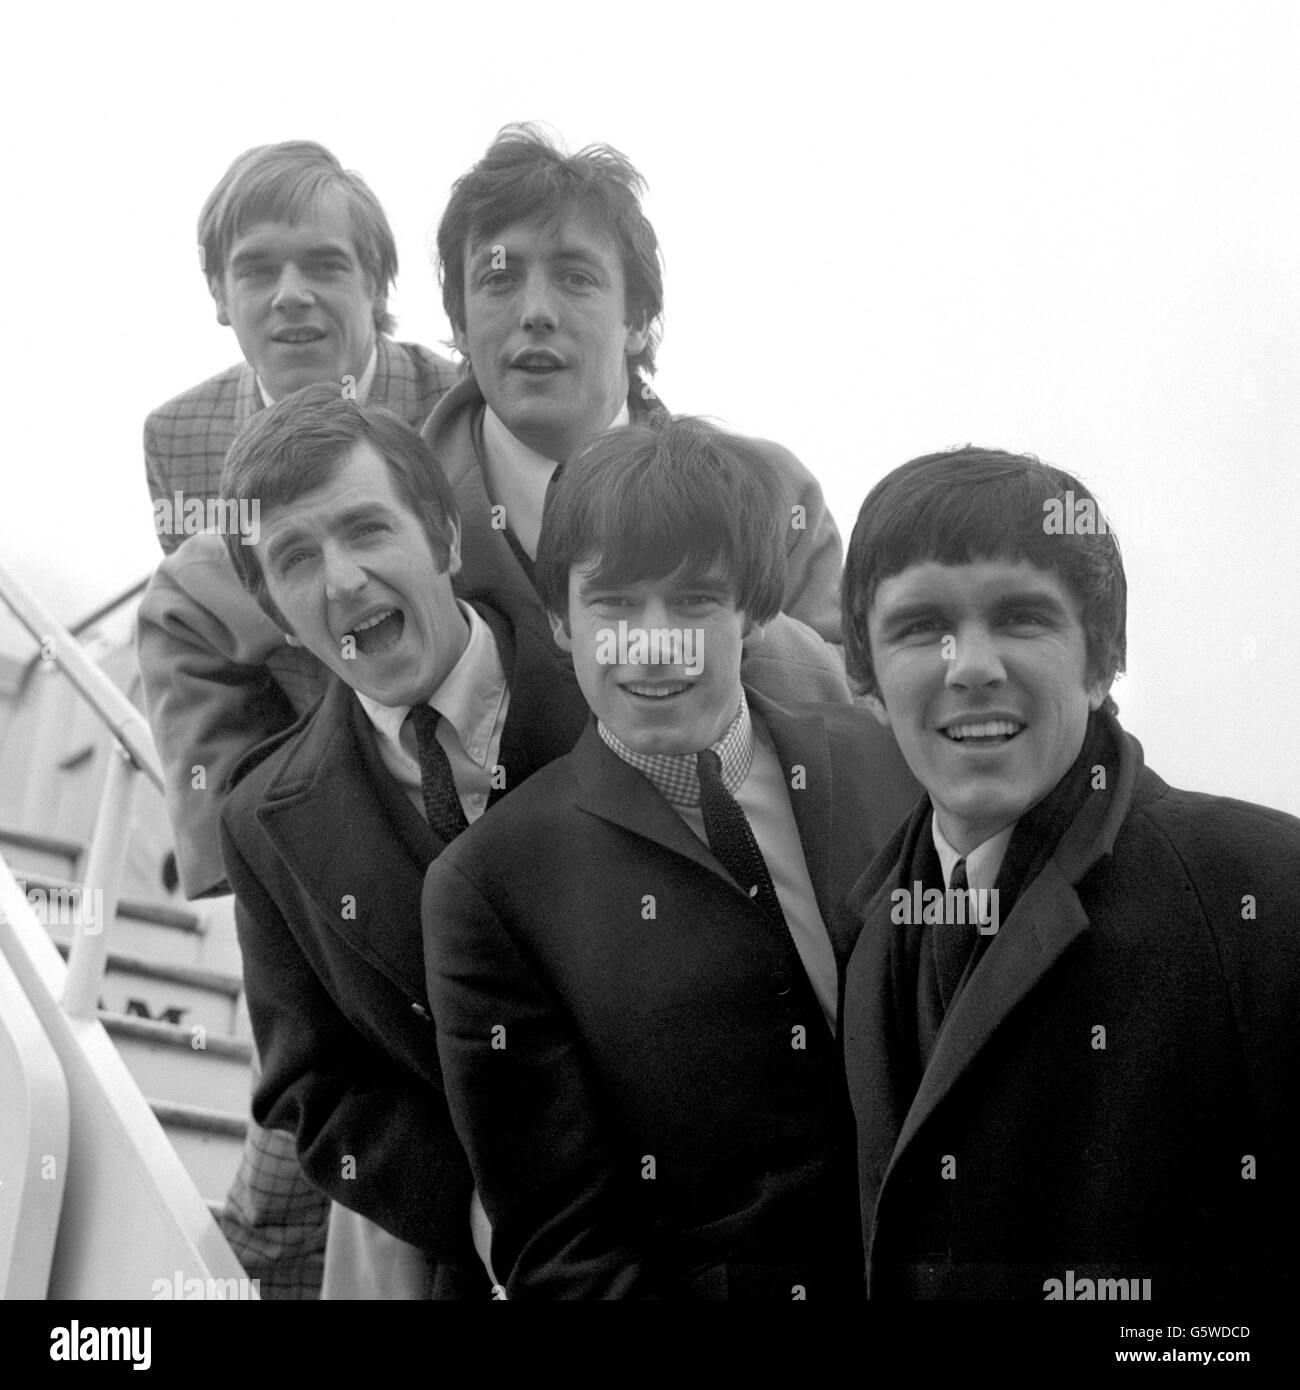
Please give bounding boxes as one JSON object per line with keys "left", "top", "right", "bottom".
{"left": 17, "top": 871, "right": 202, "bottom": 933}
{"left": 0, "top": 826, "right": 82, "bottom": 877}
{"left": 151, "top": 1098, "right": 249, "bottom": 1138}
{"left": 101, "top": 1009, "right": 253, "bottom": 1113}
{"left": 52, "top": 940, "right": 242, "bottom": 1033}
{"left": 149, "top": 1100, "right": 248, "bottom": 1205}
{"left": 100, "top": 1009, "right": 252, "bottom": 1059}
{"left": 51, "top": 940, "right": 241, "bottom": 996}
{"left": 39, "top": 889, "right": 219, "bottom": 972}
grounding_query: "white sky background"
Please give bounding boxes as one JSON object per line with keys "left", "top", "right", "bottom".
{"left": 1, "top": 0, "right": 1297, "bottom": 813}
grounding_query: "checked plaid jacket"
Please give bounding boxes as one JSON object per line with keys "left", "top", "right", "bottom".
{"left": 144, "top": 335, "right": 460, "bottom": 547}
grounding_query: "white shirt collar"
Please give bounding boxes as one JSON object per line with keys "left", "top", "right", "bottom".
{"left": 355, "top": 602, "right": 506, "bottom": 768}
{"left": 257, "top": 342, "right": 379, "bottom": 408}
{"left": 930, "top": 813, "right": 1015, "bottom": 894}
{"left": 481, "top": 397, "right": 631, "bottom": 471}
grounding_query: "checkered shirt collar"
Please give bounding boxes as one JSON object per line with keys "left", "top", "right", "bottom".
{"left": 598, "top": 689, "right": 753, "bottom": 807}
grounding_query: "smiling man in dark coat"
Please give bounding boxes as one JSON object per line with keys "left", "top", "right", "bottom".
{"left": 840, "top": 446, "right": 1300, "bottom": 1301}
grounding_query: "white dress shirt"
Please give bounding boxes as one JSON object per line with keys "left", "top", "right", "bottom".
{"left": 481, "top": 399, "right": 630, "bottom": 559}
{"left": 931, "top": 814, "right": 1014, "bottom": 894}
{"left": 355, "top": 602, "right": 509, "bottom": 824}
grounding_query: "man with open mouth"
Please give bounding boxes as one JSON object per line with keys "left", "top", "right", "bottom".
{"left": 839, "top": 446, "right": 1300, "bottom": 1301}
{"left": 422, "top": 415, "right": 918, "bottom": 1299}
{"left": 211, "top": 386, "right": 588, "bottom": 1298}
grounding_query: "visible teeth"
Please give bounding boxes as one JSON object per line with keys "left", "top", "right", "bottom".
{"left": 944, "top": 719, "right": 1023, "bottom": 740}
{"left": 626, "top": 683, "right": 687, "bottom": 698}
{"left": 351, "top": 609, "right": 396, "bottom": 633}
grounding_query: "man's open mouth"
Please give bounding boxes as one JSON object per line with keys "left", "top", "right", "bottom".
{"left": 345, "top": 608, "right": 405, "bottom": 656}
{"left": 940, "top": 718, "right": 1025, "bottom": 747}
{"left": 511, "top": 350, "right": 564, "bottom": 374}
{"left": 273, "top": 328, "right": 327, "bottom": 345}
{"left": 623, "top": 681, "right": 691, "bottom": 701}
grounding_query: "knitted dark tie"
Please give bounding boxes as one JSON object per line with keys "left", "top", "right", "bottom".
{"left": 934, "top": 857, "right": 976, "bottom": 1010}
{"left": 409, "top": 704, "right": 470, "bottom": 843}
{"left": 696, "top": 748, "right": 785, "bottom": 925}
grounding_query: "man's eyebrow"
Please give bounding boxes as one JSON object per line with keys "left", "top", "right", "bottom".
{"left": 672, "top": 573, "right": 732, "bottom": 596}
{"left": 299, "top": 241, "right": 355, "bottom": 260}
{"left": 230, "top": 239, "right": 354, "bottom": 267}
{"left": 875, "top": 588, "right": 1074, "bottom": 635}
{"left": 576, "top": 575, "right": 624, "bottom": 598}
{"left": 467, "top": 241, "right": 510, "bottom": 270}
{"left": 993, "top": 588, "right": 1072, "bottom": 616}
{"left": 468, "top": 243, "right": 607, "bottom": 271}
{"left": 550, "top": 246, "right": 604, "bottom": 265}
{"left": 875, "top": 598, "right": 947, "bottom": 628}
{"left": 332, "top": 502, "right": 396, "bottom": 528}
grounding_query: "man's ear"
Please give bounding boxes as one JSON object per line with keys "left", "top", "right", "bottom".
{"left": 548, "top": 609, "right": 574, "bottom": 652}
{"left": 864, "top": 691, "right": 891, "bottom": 728}
{"left": 283, "top": 630, "right": 302, "bottom": 648}
{"left": 213, "top": 282, "right": 231, "bottom": 327}
{"left": 623, "top": 317, "right": 650, "bottom": 359}
{"left": 740, "top": 621, "right": 766, "bottom": 650}
{"left": 444, "top": 519, "right": 463, "bottom": 579}
{"left": 1086, "top": 674, "right": 1115, "bottom": 711}
{"left": 451, "top": 321, "right": 470, "bottom": 360}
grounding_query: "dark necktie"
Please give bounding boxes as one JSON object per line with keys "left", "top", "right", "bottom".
{"left": 409, "top": 704, "right": 470, "bottom": 843}
{"left": 934, "top": 857, "right": 975, "bottom": 1010}
{"left": 695, "top": 748, "right": 785, "bottom": 925}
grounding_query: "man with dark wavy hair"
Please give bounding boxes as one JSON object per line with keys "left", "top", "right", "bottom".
{"left": 421, "top": 124, "right": 849, "bottom": 702}
{"left": 840, "top": 447, "right": 1300, "bottom": 1300}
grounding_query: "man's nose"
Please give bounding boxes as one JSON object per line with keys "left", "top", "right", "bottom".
{"left": 518, "top": 269, "right": 558, "bottom": 332}
{"left": 323, "top": 547, "right": 367, "bottom": 602}
{"left": 944, "top": 625, "right": 1007, "bottom": 689}
{"left": 272, "top": 262, "right": 313, "bottom": 308}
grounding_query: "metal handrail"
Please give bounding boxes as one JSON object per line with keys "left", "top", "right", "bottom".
{"left": 0, "top": 561, "right": 162, "bottom": 791}
{"left": 69, "top": 576, "right": 151, "bottom": 641}
{"left": 0, "top": 559, "right": 163, "bottom": 1016}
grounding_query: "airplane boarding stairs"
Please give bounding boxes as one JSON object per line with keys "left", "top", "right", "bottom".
{"left": 0, "top": 565, "right": 255, "bottom": 1297}
{"left": 2, "top": 831, "right": 253, "bottom": 1216}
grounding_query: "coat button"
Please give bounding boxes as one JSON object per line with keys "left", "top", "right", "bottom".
{"left": 411, "top": 1002, "right": 432, "bottom": 1022}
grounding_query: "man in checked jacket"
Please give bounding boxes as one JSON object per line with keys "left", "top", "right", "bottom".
{"left": 140, "top": 140, "right": 458, "bottom": 1299}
